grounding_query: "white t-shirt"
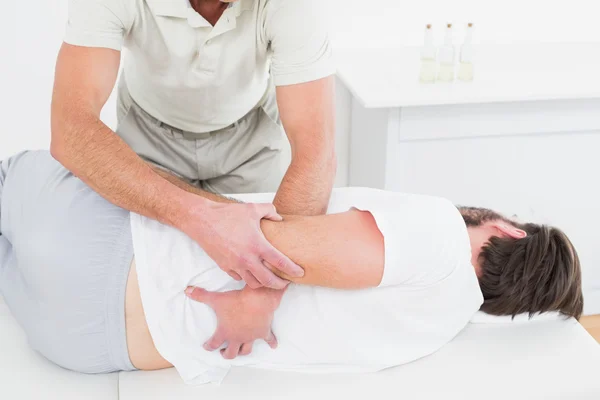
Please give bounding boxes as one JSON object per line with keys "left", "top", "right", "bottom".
{"left": 64, "top": 0, "right": 335, "bottom": 132}
{"left": 131, "top": 187, "right": 484, "bottom": 385}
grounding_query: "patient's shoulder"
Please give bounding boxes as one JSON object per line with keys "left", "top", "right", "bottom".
{"left": 327, "top": 187, "right": 385, "bottom": 213}
{"left": 328, "top": 187, "right": 454, "bottom": 215}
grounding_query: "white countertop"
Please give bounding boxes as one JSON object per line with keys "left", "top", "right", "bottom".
{"left": 335, "top": 42, "right": 600, "bottom": 108}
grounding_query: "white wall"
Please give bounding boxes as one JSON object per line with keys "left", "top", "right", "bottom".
{"left": 0, "top": 1, "right": 117, "bottom": 160}
{"left": 329, "top": 0, "right": 599, "bottom": 49}
{"left": 2, "top": 2, "right": 57, "bottom": 156}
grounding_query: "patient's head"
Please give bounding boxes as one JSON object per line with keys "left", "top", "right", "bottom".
{"left": 458, "top": 207, "right": 583, "bottom": 320}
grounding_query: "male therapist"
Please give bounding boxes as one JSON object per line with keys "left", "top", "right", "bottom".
{"left": 51, "top": 0, "right": 336, "bottom": 291}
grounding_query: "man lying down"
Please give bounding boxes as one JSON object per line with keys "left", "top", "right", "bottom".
{"left": 0, "top": 151, "right": 583, "bottom": 384}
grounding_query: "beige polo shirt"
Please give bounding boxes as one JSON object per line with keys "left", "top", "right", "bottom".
{"left": 64, "top": 0, "right": 335, "bottom": 132}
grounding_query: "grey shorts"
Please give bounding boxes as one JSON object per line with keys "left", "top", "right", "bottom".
{"left": 116, "top": 75, "right": 289, "bottom": 194}
{"left": 0, "top": 150, "right": 136, "bottom": 374}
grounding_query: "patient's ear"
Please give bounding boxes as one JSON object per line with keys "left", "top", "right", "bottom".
{"left": 493, "top": 222, "right": 527, "bottom": 239}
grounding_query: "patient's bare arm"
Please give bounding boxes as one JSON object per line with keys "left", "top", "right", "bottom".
{"left": 261, "top": 211, "right": 384, "bottom": 289}
{"left": 155, "top": 166, "right": 385, "bottom": 289}
{"left": 156, "top": 166, "right": 385, "bottom": 289}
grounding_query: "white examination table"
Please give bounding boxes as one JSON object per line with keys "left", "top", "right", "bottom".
{"left": 1, "top": 298, "right": 599, "bottom": 400}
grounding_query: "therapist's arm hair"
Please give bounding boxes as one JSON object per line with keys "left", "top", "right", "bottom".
{"left": 273, "top": 76, "right": 336, "bottom": 216}
{"left": 156, "top": 167, "right": 385, "bottom": 289}
{"left": 151, "top": 166, "right": 240, "bottom": 204}
{"left": 50, "top": 43, "right": 206, "bottom": 229}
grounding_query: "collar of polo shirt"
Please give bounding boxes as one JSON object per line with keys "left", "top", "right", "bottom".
{"left": 185, "top": 0, "right": 235, "bottom": 9}
{"left": 147, "top": 0, "right": 246, "bottom": 18}
{"left": 147, "top": 0, "right": 253, "bottom": 29}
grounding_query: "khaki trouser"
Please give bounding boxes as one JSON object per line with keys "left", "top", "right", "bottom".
{"left": 116, "top": 77, "right": 288, "bottom": 194}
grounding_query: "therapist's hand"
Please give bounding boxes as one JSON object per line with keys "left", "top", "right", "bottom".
{"left": 185, "top": 286, "right": 281, "bottom": 359}
{"left": 182, "top": 200, "right": 304, "bottom": 289}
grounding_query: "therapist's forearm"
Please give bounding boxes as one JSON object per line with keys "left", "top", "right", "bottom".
{"left": 153, "top": 151, "right": 335, "bottom": 217}
{"left": 50, "top": 112, "right": 205, "bottom": 230}
{"left": 152, "top": 167, "right": 240, "bottom": 205}
{"left": 273, "top": 156, "right": 336, "bottom": 216}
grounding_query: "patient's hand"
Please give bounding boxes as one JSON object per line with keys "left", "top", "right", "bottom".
{"left": 185, "top": 285, "right": 283, "bottom": 359}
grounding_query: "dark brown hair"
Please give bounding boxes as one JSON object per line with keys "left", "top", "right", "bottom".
{"left": 459, "top": 207, "right": 583, "bottom": 320}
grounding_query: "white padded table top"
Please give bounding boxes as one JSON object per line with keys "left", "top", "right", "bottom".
{"left": 119, "top": 315, "right": 600, "bottom": 400}
{"left": 2, "top": 299, "right": 600, "bottom": 399}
